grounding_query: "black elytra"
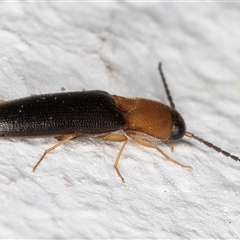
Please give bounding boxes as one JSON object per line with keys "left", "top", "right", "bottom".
{"left": 0, "top": 90, "right": 125, "bottom": 136}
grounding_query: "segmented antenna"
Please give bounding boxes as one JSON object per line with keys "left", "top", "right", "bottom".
{"left": 185, "top": 132, "right": 240, "bottom": 162}
{"left": 159, "top": 62, "right": 240, "bottom": 164}
{"left": 158, "top": 63, "right": 175, "bottom": 110}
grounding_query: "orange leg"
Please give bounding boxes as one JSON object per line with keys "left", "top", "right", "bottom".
{"left": 168, "top": 140, "right": 174, "bottom": 152}
{"left": 33, "top": 133, "right": 79, "bottom": 172}
{"left": 101, "top": 134, "right": 128, "bottom": 181}
{"left": 126, "top": 133, "right": 191, "bottom": 169}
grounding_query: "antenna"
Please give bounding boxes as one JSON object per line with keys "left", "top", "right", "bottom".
{"left": 159, "top": 62, "right": 240, "bottom": 163}
{"left": 158, "top": 63, "right": 175, "bottom": 110}
{"left": 185, "top": 132, "right": 240, "bottom": 161}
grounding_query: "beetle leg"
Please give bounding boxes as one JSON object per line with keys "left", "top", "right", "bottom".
{"left": 33, "top": 133, "right": 79, "bottom": 172}
{"left": 167, "top": 140, "right": 174, "bottom": 152}
{"left": 54, "top": 134, "right": 79, "bottom": 141}
{"left": 101, "top": 134, "right": 127, "bottom": 181}
{"left": 126, "top": 133, "right": 191, "bottom": 169}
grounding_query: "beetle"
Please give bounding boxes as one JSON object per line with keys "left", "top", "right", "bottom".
{"left": 0, "top": 63, "right": 239, "bottom": 181}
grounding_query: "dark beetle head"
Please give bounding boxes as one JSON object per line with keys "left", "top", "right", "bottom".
{"left": 169, "top": 109, "right": 186, "bottom": 141}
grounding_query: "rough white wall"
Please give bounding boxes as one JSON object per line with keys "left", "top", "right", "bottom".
{"left": 0, "top": 2, "right": 240, "bottom": 238}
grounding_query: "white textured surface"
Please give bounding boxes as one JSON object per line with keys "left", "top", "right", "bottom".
{"left": 0, "top": 3, "right": 240, "bottom": 239}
